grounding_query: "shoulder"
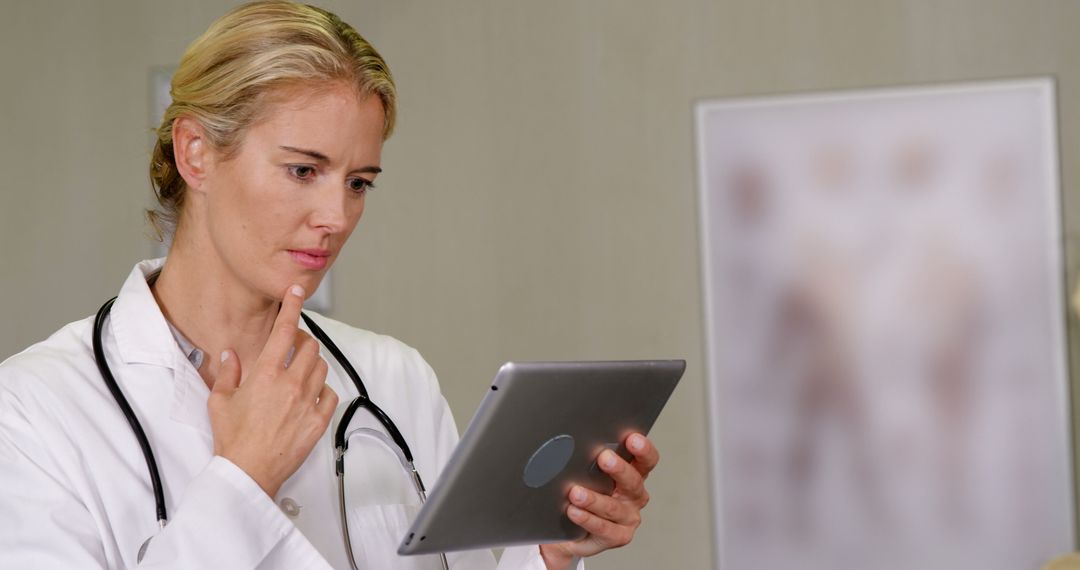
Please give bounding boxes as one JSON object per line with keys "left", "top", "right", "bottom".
{"left": 0, "top": 316, "right": 96, "bottom": 402}
{"left": 0, "top": 316, "right": 103, "bottom": 455}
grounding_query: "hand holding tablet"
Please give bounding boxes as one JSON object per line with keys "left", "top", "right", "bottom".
{"left": 539, "top": 431, "right": 661, "bottom": 567}
{"left": 398, "top": 360, "right": 684, "bottom": 559}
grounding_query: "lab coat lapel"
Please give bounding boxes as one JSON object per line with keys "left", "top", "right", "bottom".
{"left": 108, "top": 258, "right": 213, "bottom": 438}
{"left": 170, "top": 365, "right": 213, "bottom": 439}
{"left": 110, "top": 258, "right": 179, "bottom": 369}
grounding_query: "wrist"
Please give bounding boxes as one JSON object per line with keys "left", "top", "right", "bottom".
{"left": 217, "top": 452, "right": 280, "bottom": 498}
{"left": 539, "top": 544, "right": 574, "bottom": 570}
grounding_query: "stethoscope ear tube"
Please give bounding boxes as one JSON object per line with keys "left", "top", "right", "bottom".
{"left": 309, "top": 312, "right": 416, "bottom": 466}
{"left": 301, "top": 313, "right": 367, "bottom": 399}
{"left": 94, "top": 297, "right": 168, "bottom": 527}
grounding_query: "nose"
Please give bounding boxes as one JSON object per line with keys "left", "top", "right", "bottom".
{"left": 308, "top": 182, "right": 356, "bottom": 234}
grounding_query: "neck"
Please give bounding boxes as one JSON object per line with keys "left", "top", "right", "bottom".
{"left": 151, "top": 238, "right": 281, "bottom": 389}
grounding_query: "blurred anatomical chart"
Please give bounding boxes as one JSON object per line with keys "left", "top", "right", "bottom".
{"left": 696, "top": 80, "right": 1073, "bottom": 570}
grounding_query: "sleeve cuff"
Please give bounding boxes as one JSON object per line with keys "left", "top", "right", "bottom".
{"left": 138, "top": 456, "right": 297, "bottom": 568}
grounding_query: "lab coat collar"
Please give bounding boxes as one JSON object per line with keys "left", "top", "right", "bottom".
{"left": 110, "top": 258, "right": 214, "bottom": 437}
{"left": 110, "top": 257, "right": 186, "bottom": 370}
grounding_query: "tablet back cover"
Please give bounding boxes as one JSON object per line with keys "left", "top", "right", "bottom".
{"left": 399, "top": 359, "right": 684, "bottom": 556}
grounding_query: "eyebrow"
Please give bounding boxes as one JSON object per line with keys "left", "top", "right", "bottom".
{"left": 278, "top": 145, "right": 382, "bottom": 174}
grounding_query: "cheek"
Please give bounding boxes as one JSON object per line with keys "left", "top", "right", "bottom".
{"left": 212, "top": 171, "right": 294, "bottom": 250}
{"left": 342, "top": 197, "right": 367, "bottom": 236}
{"left": 246, "top": 207, "right": 301, "bottom": 249}
{"left": 352, "top": 196, "right": 366, "bottom": 224}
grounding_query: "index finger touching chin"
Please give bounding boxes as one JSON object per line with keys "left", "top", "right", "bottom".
{"left": 259, "top": 284, "right": 306, "bottom": 368}
{"left": 626, "top": 433, "right": 660, "bottom": 478}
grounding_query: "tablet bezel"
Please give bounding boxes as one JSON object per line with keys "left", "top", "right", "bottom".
{"left": 398, "top": 359, "right": 685, "bottom": 556}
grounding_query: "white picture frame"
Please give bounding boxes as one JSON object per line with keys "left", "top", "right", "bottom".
{"left": 696, "top": 78, "right": 1073, "bottom": 570}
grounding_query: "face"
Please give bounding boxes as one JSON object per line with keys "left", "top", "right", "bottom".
{"left": 195, "top": 84, "right": 384, "bottom": 302}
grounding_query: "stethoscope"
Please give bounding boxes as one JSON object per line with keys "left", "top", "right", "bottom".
{"left": 93, "top": 296, "right": 449, "bottom": 570}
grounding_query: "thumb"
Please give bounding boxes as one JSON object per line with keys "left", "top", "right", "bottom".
{"left": 213, "top": 349, "right": 241, "bottom": 394}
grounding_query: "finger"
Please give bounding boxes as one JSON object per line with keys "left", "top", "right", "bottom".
{"left": 287, "top": 331, "right": 325, "bottom": 399}
{"left": 314, "top": 382, "right": 339, "bottom": 419}
{"left": 303, "top": 358, "right": 330, "bottom": 403}
{"left": 287, "top": 330, "right": 319, "bottom": 375}
{"left": 257, "top": 284, "right": 306, "bottom": 371}
{"left": 566, "top": 504, "right": 634, "bottom": 549}
{"left": 212, "top": 349, "right": 241, "bottom": 394}
{"left": 598, "top": 450, "right": 647, "bottom": 504}
{"left": 625, "top": 433, "right": 660, "bottom": 479}
{"left": 569, "top": 485, "right": 641, "bottom": 527}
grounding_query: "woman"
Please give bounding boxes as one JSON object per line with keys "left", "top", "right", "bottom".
{"left": 0, "top": 2, "right": 659, "bottom": 569}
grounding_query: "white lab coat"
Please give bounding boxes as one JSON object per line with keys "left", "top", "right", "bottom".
{"left": 0, "top": 258, "right": 559, "bottom": 569}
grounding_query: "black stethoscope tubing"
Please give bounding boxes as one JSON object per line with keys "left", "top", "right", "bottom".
{"left": 299, "top": 312, "right": 418, "bottom": 477}
{"left": 93, "top": 297, "right": 167, "bottom": 525}
{"left": 92, "top": 295, "right": 420, "bottom": 529}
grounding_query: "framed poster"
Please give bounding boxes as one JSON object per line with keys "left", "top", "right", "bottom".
{"left": 696, "top": 79, "right": 1073, "bottom": 570}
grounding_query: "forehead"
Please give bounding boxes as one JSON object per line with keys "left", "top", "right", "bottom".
{"left": 241, "top": 82, "right": 385, "bottom": 162}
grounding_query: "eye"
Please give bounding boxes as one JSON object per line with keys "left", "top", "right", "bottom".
{"left": 347, "top": 177, "right": 376, "bottom": 194}
{"left": 287, "top": 165, "right": 317, "bottom": 181}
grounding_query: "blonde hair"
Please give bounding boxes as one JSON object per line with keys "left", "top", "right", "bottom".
{"left": 148, "top": 1, "right": 396, "bottom": 240}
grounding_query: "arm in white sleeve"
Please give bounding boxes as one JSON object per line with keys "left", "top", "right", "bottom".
{"left": 0, "top": 386, "right": 327, "bottom": 570}
{"left": 135, "top": 456, "right": 321, "bottom": 568}
{"left": 0, "top": 402, "right": 108, "bottom": 568}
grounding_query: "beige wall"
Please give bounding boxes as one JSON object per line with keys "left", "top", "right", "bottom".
{"left": 3, "top": 1, "right": 1080, "bottom": 568}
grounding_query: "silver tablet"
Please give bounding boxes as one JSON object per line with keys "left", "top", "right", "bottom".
{"left": 398, "top": 359, "right": 685, "bottom": 556}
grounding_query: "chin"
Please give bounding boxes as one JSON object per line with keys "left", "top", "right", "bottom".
{"left": 263, "top": 255, "right": 333, "bottom": 301}
{"left": 300, "top": 275, "right": 327, "bottom": 299}
{"left": 253, "top": 273, "right": 316, "bottom": 304}
{"left": 294, "top": 269, "right": 330, "bottom": 297}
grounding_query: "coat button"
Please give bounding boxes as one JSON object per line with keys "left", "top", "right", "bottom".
{"left": 279, "top": 497, "right": 302, "bottom": 518}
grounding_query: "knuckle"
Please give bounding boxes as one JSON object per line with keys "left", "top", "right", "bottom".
{"left": 297, "top": 335, "right": 317, "bottom": 353}
{"left": 313, "top": 358, "right": 329, "bottom": 378}
{"left": 619, "top": 527, "right": 635, "bottom": 546}
{"left": 603, "top": 500, "right": 622, "bottom": 520}
{"left": 640, "top": 489, "right": 651, "bottom": 509}
{"left": 324, "top": 388, "right": 339, "bottom": 406}
{"left": 277, "top": 321, "right": 298, "bottom": 337}
{"left": 283, "top": 379, "right": 305, "bottom": 401}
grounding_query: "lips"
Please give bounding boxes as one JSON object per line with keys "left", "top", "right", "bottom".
{"left": 288, "top": 249, "right": 330, "bottom": 270}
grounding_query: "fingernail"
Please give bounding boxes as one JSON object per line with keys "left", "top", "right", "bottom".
{"left": 630, "top": 435, "right": 645, "bottom": 452}
{"left": 220, "top": 350, "right": 230, "bottom": 363}
{"left": 290, "top": 284, "right": 305, "bottom": 297}
{"left": 567, "top": 505, "right": 585, "bottom": 520}
{"left": 572, "top": 487, "right": 587, "bottom": 503}
{"left": 602, "top": 451, "right": 617, "bottom": 470}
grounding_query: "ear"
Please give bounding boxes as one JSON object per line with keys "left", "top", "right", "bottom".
{"left": 172, "top": 115, "right": 213, "bottom": 193}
